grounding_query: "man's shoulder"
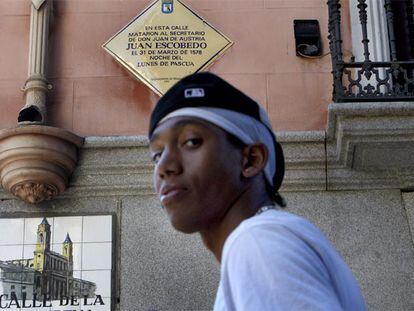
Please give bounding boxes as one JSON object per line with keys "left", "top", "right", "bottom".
{"left": 219, "top": 210, "right": 366, "bottom": 311}
{"left": 243, "top": 209, "right": 310, "bottom": 228}
{"left": 233, "top": 210, "right": 321, "bottom": 242}
{"left": 223, "top": 210, "right": 325, "bottom": 260}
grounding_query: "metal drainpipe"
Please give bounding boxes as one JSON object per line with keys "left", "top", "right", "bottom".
{"left": 18, "top": 0, "right": 52, "bottom": 125}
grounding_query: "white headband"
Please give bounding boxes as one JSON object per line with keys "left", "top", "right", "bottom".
{"left": 160, "top": 107, "right": 276, "bottom": 186}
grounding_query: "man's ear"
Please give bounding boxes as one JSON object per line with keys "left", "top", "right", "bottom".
{"left": 241, "top": 143, "right": 268, "bottom": 178}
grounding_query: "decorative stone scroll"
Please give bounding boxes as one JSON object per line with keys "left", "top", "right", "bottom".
{"left": 0, "top": 126, "right": 83, "bottom": 204}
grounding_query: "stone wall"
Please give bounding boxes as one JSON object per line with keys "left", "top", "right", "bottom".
{"left": 0, "top": 126, "right": 413, "bottom": 310}
{"left": 1, "top": 188, "right": 413, "bottom": 310}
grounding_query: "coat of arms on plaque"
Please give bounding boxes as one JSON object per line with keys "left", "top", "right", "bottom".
{"left": 161, "top": 0, "right": 173, "bottom": 13}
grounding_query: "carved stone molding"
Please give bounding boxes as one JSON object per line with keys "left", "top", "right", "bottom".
{"left": 12, "top": 182, "right": 58, "bottom": 204}
{"left": 0, "top": 133, "right": 327, "bottom": 200}
{"left": 326, "top": 101, "right": 414, "bottom": 190}
{"left": 1, "top": 102, "right": 412, "bottom": 201}
{"left": 0, "top": 125, "right": 83, "bottom": 203}
{"left": 277, "top": 131, "right": 326, "bottom": 191}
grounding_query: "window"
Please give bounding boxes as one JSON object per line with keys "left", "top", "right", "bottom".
{"left": 328, "top": 0, "right": 414, "bottom": 101}
{"left": 387, "top": 0, "right": 414, "bottom": 88}
{"left": 389, "top": 0, "right": 414, "bottom": 61}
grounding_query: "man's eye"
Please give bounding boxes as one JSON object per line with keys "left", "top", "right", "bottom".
{"left": 184, "top": 138, "right": 202, "bottom": 147}
{"left": 152, "top": 152, "right": 162, "bottom": 163}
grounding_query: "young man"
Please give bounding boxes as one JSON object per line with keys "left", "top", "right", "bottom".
{"left": 148, "top": 72, "right": 366, "bottom": 310}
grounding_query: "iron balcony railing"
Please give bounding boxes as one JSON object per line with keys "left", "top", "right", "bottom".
{"left": 328, "top": 0, "right": 414, "bottom": 102}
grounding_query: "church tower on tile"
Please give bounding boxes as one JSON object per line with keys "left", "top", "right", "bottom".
{"left": 62, "top": 233, "right": 73, "bottom": 262}
{"left": 33, "top": 217, "right": 51, "bottom": 272}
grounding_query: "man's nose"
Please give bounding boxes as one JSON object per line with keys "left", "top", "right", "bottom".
{"left": 156, "top": 147, "right": 183, "bottom": 179}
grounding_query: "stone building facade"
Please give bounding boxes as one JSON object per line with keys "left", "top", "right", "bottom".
{"left": 0, "top": 0, "right": 413, "bottom": 310}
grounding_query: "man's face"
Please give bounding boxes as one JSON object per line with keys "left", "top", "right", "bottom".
{"left": 149, "top": 116, "right": 244, "bottom": 233}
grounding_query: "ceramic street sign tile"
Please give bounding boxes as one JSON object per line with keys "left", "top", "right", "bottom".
{"left": 0, "top": 215, "right": 114, "bottom": 311}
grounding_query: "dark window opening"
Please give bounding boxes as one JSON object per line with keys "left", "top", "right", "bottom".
{"left": 389, "top": 0, "right": 414, "bottom": 90}
{"left": 390, "top": 0, "right": 414, "bottom": 61}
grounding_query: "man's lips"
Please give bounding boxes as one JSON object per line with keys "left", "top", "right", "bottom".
{"left": 160, "top": 185, "right": 188, "bottom": 205}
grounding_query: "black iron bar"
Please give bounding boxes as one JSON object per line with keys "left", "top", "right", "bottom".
{"left": 327, "top": 0, "right": 343, "bottom": 62}
{"left": 340, "top": 61, "right": 414, "bottom": 67}
{"left": 357, "top": 0, "right": 371, "bottom": 62}
{"left": 327, "top": 0, "right": 414, "bottom": 102}
{"left": 327, "top": 0, "right": 344, "bottom": 101}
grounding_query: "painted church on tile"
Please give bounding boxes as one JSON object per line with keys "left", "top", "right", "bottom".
{"left": 0, "top": 218, "right": 95, "bottom": 301}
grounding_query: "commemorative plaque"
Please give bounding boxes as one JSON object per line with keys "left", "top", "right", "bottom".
{"left": 103, "top": 0, "right": 233, "bottom": 95}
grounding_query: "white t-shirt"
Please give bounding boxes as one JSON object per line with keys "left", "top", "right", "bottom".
{"left": 213, "top": 210, "right": 366, "bottom": 311}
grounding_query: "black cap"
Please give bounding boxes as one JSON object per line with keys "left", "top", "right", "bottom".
{"left": 149, "top": 72, "right": 285, "bottom": 193}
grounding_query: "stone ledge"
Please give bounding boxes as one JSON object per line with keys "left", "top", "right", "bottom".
{"left": 79, "top": 132, "right": 326, "bottom": 195}
{"left": 1, "top": 101, "right": 413, "bottom": 199}
{"left": 326, "top": 102, "right": 414, "bottom": 190}
{"left": 326, "top": 102, "right": 414, "bottom": 136}
{"left": 0, "top": 131, "right": 326, "bottom": 198}
{"left": 278, "top": 131, "right": 326, "bottom": 191}
{"left": 84, "top": 136, "right": 149, "bottom": 148}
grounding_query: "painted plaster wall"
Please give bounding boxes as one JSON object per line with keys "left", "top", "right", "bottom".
{"left": 0, "top": 0, "right": 351, "bottom": 135}
{"left": 0, "top": 189, "right": 413, "bottom": 310}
